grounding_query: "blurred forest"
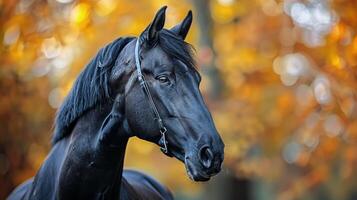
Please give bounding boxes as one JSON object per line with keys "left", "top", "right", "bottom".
{"left": 1, "top": 0, "right": 357, "bottom": 199}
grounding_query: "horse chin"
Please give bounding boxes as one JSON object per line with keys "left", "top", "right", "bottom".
{"left": 184, "top": 158, "right": 211, "bottom": 182}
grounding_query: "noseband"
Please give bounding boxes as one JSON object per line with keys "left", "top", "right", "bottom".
{"left": 134, "top": 37, "right": 170, "bottom": 155}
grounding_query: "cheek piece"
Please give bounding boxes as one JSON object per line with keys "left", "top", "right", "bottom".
{"left": 134, "top": 36, "right": 172, "bottom": 157}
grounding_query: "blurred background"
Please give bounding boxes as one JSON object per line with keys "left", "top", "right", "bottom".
{"left": 1, "top": 0, "right": 357, "bottom": 199}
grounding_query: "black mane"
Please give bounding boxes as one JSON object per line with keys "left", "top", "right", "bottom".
{"left": 52, "top": 30, "right": 197, "bottom": 144}
{"left": 52, "top": 37, "right": 134, "bottom": 144}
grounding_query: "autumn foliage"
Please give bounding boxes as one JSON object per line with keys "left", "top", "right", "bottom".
{"left": 1, "top": 0, "right": 357, "bottom": 199}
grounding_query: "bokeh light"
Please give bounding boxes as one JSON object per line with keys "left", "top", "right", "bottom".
{"left": 1, "top": 0, "right": 357, "bottom": 199}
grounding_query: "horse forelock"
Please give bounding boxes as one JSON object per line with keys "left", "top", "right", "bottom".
{"left": 52, "top": 37, "right": 134, "bottom": 145}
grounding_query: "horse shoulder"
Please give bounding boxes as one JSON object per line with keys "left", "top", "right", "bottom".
{"left": 121, "top": 169, "right": 173, "bottom": 200}
{"left": 8, "top": 139, "right": 70, "bottom": 200}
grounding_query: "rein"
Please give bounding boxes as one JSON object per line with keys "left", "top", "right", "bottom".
{"left": 134, "top": 37, "right": 170, "bottom": 155}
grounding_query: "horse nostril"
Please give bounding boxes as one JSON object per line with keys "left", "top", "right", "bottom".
{"left": 199, "top": 146, "right": 213, "bottom": 169}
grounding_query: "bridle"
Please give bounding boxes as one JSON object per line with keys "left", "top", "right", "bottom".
{"left": 134, "top": 37, "right": 170, "bottom": 155}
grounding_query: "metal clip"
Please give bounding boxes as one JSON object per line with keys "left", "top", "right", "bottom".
{"left": 138, "top": 74, "right": 145, "bottom": 85}
{"left": 159, "top": 127, "right": 168, "bottom": 154}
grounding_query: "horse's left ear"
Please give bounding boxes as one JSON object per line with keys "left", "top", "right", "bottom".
{"left": 145, "top": 6, "right": 167, "bottom": 44}
{"left": 170, "top": 10, "right": 192, "bottom": 40}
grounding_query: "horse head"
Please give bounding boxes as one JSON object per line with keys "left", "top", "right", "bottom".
{"left": 111, "top": 6, "right": 224, "bottom": 181}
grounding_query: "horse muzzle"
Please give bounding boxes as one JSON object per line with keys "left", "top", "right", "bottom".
{"left": 184, "top": 144, "right": 223, "bottom": 182}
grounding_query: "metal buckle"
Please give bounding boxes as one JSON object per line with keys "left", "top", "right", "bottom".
{"left": 138, "top": 74, "right": 145, "bottom": 85}
{"left": 159, "top": 127, "right": 168, "bottom": 154}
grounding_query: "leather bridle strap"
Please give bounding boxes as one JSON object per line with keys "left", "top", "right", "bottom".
{"left": 134, "top": 37, "right": 169, "bottom": 154}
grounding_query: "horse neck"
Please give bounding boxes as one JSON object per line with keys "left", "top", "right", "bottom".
{"left": 60, "top": 103, "right": 129, "bottom": 198}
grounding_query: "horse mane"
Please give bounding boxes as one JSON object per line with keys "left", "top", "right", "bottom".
{"left": 52, "top": 37, "right": 134, "bottom": 144}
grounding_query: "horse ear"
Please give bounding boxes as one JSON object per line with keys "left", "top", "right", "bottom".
{"left": 170, "top": 10, "right": 192, "bottom": 40}
{"left": 145, "top": 6, "right": 167, "bottom": 43}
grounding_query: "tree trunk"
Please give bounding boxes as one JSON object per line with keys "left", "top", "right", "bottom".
{"left": 191, "top": 0, "right": 223, "bottom": 99}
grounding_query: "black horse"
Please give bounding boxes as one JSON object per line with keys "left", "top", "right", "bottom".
{"left": 8, "top": 6, "right": 224, "bottom": 200}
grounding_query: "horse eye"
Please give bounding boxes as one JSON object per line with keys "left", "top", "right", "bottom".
{"left": 157, "top": 75, "right": 170, "bottom": 84}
